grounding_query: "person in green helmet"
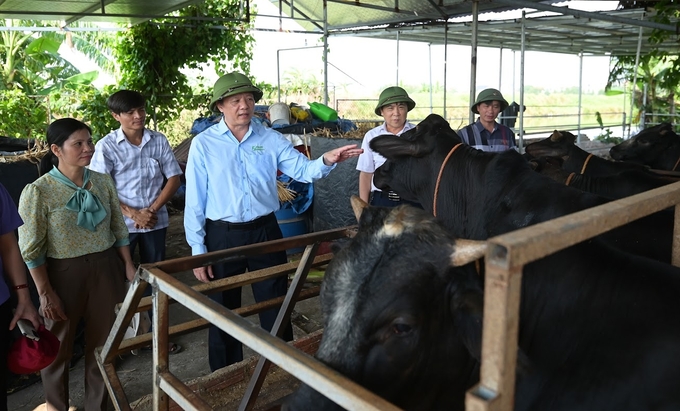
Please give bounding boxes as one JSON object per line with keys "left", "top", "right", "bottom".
{"left": 184, "top": 72, "right": 363, "bottom": 372}
{"left": 356, "top": 86, "right": 417, "bottom": 206}
{"left": 458, "top": 88, "right": 517, "bottom": 152}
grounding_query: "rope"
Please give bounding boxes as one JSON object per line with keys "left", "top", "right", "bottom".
{"left": 580, "top": 153, "right": 593, "bottom": 174}
{"left": 433, "top": 143, "right": 462, "bottom": 217}
{"left": 672, "top": 155, "right": 680, "bottom": 172}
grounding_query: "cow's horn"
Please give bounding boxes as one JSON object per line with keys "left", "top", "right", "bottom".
{"left": 451, "top": 239, "right": 487, "bottom": 267}
{"left": 350, "top": 195, "right": 369, "bottom": 222}
{"left": 550, "top": 130, "right": 561, "bottom": 142}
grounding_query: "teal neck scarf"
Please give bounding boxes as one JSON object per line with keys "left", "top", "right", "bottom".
{"left": 48, "top": 167, "right": 106, "bottom": 231}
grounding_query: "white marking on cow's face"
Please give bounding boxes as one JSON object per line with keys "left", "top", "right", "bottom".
{"left": 318, "top": 206, "right": 440, "bottom": 363}
{"left": 320, "top": 257, "right": 363, "bottom": 362}
{"left": 376, "top": 207, "right": 419, "bottom": 239}
{"left": 378, "top": 221, "right": 405, "bottom": 238}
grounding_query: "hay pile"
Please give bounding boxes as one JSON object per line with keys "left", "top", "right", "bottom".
{"left": 277, "top": 180, "right": 297, "bottom": 203}
{"left": 0, "top": 139, "right": 48, "bottom": 164}
{"left": 309, "top": 122, "right": 376, "bottom": 140}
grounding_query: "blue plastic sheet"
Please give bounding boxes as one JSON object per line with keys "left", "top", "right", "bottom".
{"left": 277, "top": 174, "right": 313, "bottom": 215}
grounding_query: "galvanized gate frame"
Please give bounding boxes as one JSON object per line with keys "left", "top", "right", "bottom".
{"left": 95, "top": 226, "right": 403, "bottom": 411}
{"left": 466, "top": 181, "right": 680, "bottom": 411}
{"left": 95, "top": 182, "right": 680, "bottom": 411}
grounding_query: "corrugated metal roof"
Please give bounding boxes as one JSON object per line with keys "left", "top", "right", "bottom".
{"left": 269, "top": 0, "right": 679, "bottom": 56}
{"left": 0, "top": 1, "right": 676, "bottom": 57}
{"left": 331, "top": 8, "right": 677, "bottom": 56}
{"left": 0, "top": 0, "right": 205, "bottom": 25}
{"left": 269, "top": 0, "right": 551, "bottom": 31}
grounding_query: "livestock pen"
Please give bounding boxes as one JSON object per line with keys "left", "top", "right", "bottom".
{"left": 98, "top": 181, "right": 680, "bottom": 411}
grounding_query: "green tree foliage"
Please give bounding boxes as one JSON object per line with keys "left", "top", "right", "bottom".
{"left": 0, "top": 21, "right": 82, "bottom": 94}
{"left": 608, "top": 1, "right": 679, "bottom": 121}
{"left": 0, "top": 89, "right": 48, "bottom": 138}
{"left": 112, "top": 0, "right": 256, "bottom": 123}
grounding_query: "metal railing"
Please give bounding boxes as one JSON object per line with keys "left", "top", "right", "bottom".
{"left": 467, "top": 181, "right": 680, "bottom": 411}
{"left": 96, "top": 226, "right": 403, "bottom": 411}
{"left": 97, "top": 183, "right": 680, "bottom": 411}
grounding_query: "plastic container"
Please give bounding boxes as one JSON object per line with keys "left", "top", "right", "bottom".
{"left": 308, "top": 102, "right": 338, "bottom": 122}
{"left": 268, "top": 102, "right": 291, "bottom": 126}
{"left": 275, "top": 207, "right": 308, "bottom": 255}
{"left": 290, "top": 106, "right": 309, "bottom": 121}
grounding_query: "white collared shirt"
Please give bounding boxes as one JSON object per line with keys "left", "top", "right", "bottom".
{"left": 356, "top": 122, "right": 415, "bottom": 192}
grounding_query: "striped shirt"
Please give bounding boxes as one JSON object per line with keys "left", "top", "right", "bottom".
{"left": 18, "top": 171, "right": 130, "bottom": 268}
{"left": 89, "top": 128, "right": 183, "bottom": 233}
{"left": 457, "top": 119, "right": 517, "bottom": 152}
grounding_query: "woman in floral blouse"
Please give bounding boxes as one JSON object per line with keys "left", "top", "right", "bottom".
{"left": 18, "top": 118, "right": 136, "bottom": 411}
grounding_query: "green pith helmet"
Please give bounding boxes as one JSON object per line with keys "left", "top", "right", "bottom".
{"left": 374, "top": 86, "right": 416, "bottom": 116}
{"left": 209, "top": 72, "right": 263, "bottom": 112}
{"left": 471, "top": 88, "right": 509, "bottom": 114}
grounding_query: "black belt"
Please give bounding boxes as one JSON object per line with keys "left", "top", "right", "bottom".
{"left": 372, "top": 190, "right": 401, "bottom": 201}
{"left": 207, "top": 213, "right": 275, "bottom": 231}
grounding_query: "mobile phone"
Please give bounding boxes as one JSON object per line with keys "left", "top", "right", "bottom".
{"left": 17, "top": 319, "right": 40, "bottom": 341}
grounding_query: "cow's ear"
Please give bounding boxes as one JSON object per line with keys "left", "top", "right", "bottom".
{"left": 350, "top": 195, "right": 369, "bottom": 222}
{"left": 449, "top": 275, "right": 484, "bottom": 361}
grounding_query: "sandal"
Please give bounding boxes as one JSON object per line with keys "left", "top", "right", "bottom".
{"left": 141, "top": 342, "right": 182, "bottom": 355}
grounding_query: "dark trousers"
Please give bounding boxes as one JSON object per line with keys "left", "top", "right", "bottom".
{"left": 42, "top": 248, "right": 126, "bottom": 411}
{"left": 129, "top": 229, "right": 167, "bottom": 304}
{"left": 129, "top": 228, "right": 167, "bottom": 264}
{"left": 0, "top": 300, "right": 10, "bottom": 411}
{"left": 205, "top": 214, "right": 293, "bottom": 371}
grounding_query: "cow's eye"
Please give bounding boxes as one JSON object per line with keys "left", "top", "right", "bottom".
{"left": 392, "top": 323, "right": 412, "bottom": 335}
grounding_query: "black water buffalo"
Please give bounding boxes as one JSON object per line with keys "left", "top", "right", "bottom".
{"left": 528, "top": 155, "right": 674, "bottom": 200}
{"left": 610, "top": 123, "right": 680, "bottom": 171}
{"left": 525, "top": 130, "right": 649, "bottom": 177}
{"left": 284, "top": 198, "right": 680, "bottom": 411}
{"left": 366, "top": 114, "right": 672, "bottom": 264}
{"left": 285, "top": 203, "right": 484, "bottom": 411}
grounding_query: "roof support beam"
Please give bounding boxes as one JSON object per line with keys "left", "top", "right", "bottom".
{"left": 325, "top": 0, "right": 419, "bottom": 16}
{"left": 278, "top": 0, "right": 324, "bottom": 31}
{"left": 426, "top": 0, "right": 449, "bottom": 19}
{"left": 492, "top": 0, "right": 678, "bottom": 33}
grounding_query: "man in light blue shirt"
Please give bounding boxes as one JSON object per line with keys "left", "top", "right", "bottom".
{"left": 184, "top": 72, "right": 362, "bottom": 371}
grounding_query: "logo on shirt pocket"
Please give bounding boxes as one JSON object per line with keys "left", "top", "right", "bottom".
{"left": 252, "top": 145, "right": 265, "bottom": 154}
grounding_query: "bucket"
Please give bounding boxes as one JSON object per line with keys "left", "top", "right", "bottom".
{"left": 275, "top": 208, "right": 308, "bottom": 255}
{"left": 269, "top": 103, "right": 291, "bottom": 126}
{"left": 308, "top": 102, "right": 338, "bottom": 122}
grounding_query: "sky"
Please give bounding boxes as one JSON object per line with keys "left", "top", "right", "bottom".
{"left": 248, "top": 0, "right": 619, "bottom": 99}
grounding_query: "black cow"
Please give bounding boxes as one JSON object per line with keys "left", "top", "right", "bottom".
{"left": 365, "top": 114, "right": 672, "bottom": 264}
{"left": 610, "top": 123, "right": 680, "bottom": 171}
{"left": 284, "top": 198, "right": 680, "bottom": 411}
{"left": 528, "top": 155, "right": 674, "bottom": 200}
{"left": 525, "top": 130, "right": 649, "bottom": 177}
